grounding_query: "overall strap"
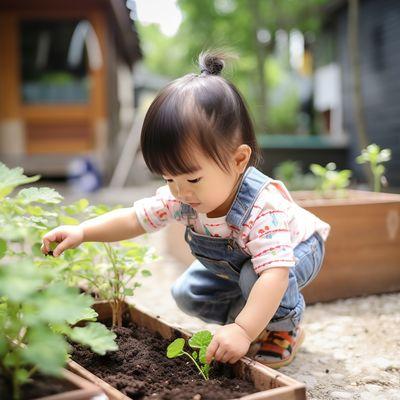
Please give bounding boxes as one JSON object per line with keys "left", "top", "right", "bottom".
{"left": 226, "top": 167, "right": 272, "bottom": 230}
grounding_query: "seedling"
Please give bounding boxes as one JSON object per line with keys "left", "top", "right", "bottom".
{"left": 273, "top": 160, "right": 318, "bottom": 191}
{"left": 310, "top": 162, "right": 352, "bottom": 198}
{"left": 167, "top": 330, "right": 213, "bottom": 380}
{"left": 356, "top": 143, "right": 391, "bottom": 192}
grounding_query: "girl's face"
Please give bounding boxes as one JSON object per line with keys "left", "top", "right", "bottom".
{"left": 162, "top": 145, "right": 251, "bottom": 218}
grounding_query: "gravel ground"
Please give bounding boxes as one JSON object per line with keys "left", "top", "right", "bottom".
{"left": 132, "top": 230, "right": 400, "bottom": 400}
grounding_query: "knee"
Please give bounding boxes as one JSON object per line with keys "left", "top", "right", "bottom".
{"left": 170, "top": 280, "right": 196, "bottom": 314}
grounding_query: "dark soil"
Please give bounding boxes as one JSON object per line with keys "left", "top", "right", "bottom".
{"left": 0, "top": 374, "right": 76, "bottom": 400}
{"left": 71, "top": 320, "right": 260, "bottom": 400}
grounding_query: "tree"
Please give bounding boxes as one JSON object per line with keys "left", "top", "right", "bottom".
{"left": 175, "top": 0, "right": 328, "bottom": 132}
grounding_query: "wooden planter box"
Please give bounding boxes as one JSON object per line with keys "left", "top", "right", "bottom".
{"left": 166, "top": 190, "right": 400, "bottom": 303}
{"left": 68, "top": 301, "right": 306, "bottom": 400}
{"left": 29, "top": 368, "right": 104, "bottom": 400}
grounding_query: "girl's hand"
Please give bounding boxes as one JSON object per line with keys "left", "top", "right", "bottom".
{"left": 41, "top": 225, "right": 84, "bottom": 257}
{"left": 205, "top": 323, "right": 252, "bottom": 364}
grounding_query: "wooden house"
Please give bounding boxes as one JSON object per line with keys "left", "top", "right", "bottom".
{"left": 0, "top": 0, "right": 142, "bottom": 178}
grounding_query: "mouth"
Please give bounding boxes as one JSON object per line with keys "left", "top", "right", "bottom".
{"left": 188, "top": 202, "right": 200, "bottom": 207}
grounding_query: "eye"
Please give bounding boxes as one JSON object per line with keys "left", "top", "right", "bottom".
{"left": 188, "top": 178, "right": 202, "bottom": 184}
{"left": 164, "top": 178, "right": 173, "bottom": 183}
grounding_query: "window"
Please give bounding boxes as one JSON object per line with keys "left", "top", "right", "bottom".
{"left": 20, "top": 20, "right": 90, "bottom": 104}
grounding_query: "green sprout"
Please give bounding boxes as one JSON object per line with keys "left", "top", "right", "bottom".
{"left": 310, "top": 162, "right": 352, "bottom": 198}
{"left": 356, "top": 143, "right": 392, "bottom": 192}
{"left": 167, "top": 330, "right": 213, "bottom": 380}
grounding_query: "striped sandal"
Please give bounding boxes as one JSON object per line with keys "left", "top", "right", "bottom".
{"left": 252, "top": 326, "right": 305, "bottom": 369}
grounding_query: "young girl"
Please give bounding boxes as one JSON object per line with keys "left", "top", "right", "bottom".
{"left": 42, "top": 50, "right": 330, "bottom": 369}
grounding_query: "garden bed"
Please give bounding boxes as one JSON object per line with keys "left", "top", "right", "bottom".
{"left": 0, "top": 369, "right": 104, "bottom": 400}
{"left": 68, "top": 301, "right": 306, "bottom": 400}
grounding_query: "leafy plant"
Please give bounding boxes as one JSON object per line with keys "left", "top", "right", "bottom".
{"left": 310, "top": 162, "right": 352, "bottom": 198}
{"left": 356, "top": 143, "right": 392, "bottom": 192}
{"left": 167, "top": 330, "right": 213, "bottom": 381}
{"left": 64, "top": 237, "right": 157, "bottom": 329}
{"left": 0, "top": 258, "right": 117, "bottom": 400}
{"left": 0, "top": 163, "right": 157, "bottom": 331}
{"left": 273, "top": 160, "right": 318, "bottom": 191}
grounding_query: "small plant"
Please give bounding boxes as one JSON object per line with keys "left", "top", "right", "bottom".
{"left": 273, "top": 160, "right": 318, "bottom": 191}
{"left": 61, "top": 227, "right": 157, "bottom": 329}
{"left": 310, "top": 162, "right": 352, "bottom": 198}
{"left": 167, "top": 330, "right": 213, "bottom": 381}
{"left": 356, "top": 143, "right": 391, "bottom": 192}
{"left": 0, "top": 258, "right": 118, "bottom": 400}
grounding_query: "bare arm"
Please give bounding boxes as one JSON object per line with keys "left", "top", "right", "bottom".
{"left": 234, "top": 267, "right": 289, "bottom": 341}
{"left": 81, "top": 207, "right": 146, "bottom": 242}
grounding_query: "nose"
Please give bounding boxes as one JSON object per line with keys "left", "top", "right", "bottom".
{"left": 176, "top": 184, "right": 193, "bottom": 202}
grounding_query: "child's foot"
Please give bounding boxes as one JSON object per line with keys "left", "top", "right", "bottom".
{"left": 252, "top": 326, "right": 305, "bottom": 369}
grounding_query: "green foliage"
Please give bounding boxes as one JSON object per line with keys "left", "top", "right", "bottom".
{"left": 0, "top": 259, "right": 117, "bottom": 400}
{"left": 64, "top": 230, "right": 157, "bottom": 329}
{"left": 310, "top": 162, "right": 352, "bottom": 198}
{"left": 356, "top": 143, "right": 392, "bottom": 192}
{"left": 0, "top": 163, "right": 40, "bottom": 200}
{"left": 0, "top": 163, "right": 156, "bottom": 332}
{"left": 167, "top": 330, "right": 213, "bottom": 380}
{"left": 138, "top": 0, "right": 329, "bottom": 131}
{"left": 0, "top": 164, "right": 151, "bottom": 398}
{"left": 273, "top": 160, "right": 318, "bottom": 191}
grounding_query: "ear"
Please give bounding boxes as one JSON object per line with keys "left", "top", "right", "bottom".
{"left": 233, "top": 144, "right": 252, "bottom": 174}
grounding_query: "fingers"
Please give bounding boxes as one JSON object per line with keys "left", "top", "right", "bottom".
{"left": 41, "top": 229, "right": 64, "bottom": 256}
{"left": 42, "top": 232, "right": 56, "bottom": 253}
{"left": 205, "top": 339, "right": 219, "bottom": 364}
{"left": 52, "top": 238, "right": 71, "bottom": 257}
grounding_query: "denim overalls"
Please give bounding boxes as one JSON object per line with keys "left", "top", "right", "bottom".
{"left": 171, "top": 167, "right": 325, "bottom": 332}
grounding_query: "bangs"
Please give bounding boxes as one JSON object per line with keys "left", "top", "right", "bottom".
{"left": 140, "top": 77, "right": 234, "bottom": 176}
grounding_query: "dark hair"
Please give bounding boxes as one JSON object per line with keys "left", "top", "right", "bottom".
{"left": 140, "top": 50, "right": 262, "bottom": 176}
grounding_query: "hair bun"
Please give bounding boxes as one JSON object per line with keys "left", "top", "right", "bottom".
{"left": 198, "top": 51, "right": 225, "bottom": 76}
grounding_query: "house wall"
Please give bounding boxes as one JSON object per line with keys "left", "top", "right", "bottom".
{"left": 334, "top": 0, "right": 400, "bottom": 187}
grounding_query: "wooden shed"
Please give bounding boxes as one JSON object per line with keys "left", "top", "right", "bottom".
{"left": 0, "top": 0, "right": 142, "bottom": 178}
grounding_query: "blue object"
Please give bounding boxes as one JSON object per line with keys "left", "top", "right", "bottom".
{"left": 67, "top": 157, "right": 102, "bottom": 193}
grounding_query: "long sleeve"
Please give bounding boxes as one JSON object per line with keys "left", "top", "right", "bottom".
{"left": 245, "top": 209, "right": 295, "bottom": 275}
{"left": 133, "top": 185, "right": 183, "bottom": 233}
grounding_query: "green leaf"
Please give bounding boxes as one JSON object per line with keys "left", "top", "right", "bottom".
{"left": 199, "top": 347, "right": 208, "bottom": 364}
{"left": 58, "top": 215, "right": 79, "bottom": 225}
{"left": 0, "top": 239, "right": 6, "bottom": 259}
{"left": 0, "top": 163, "right": 40, "bottom": 200}
{"left": 22, "top": 326, "right": 68, "bottom": 376}
{"left": 141, "top": 269, "right": 152, "bottom": 277}
{"left": 66, "top": 307, "right": 98, "bottom": 325}
{"left": 15, "top": 368, "right": 30, "bottom": 385}
{"left": 0, "top": 260, "right": 44, "bottom": 302}
{"left": 192, "top": 351, "right": 198, "bottom": 360}
{"left": 17, "top": 187, "right": 63, "bottom": 205}
{"left": 167, "top": 338, "right": 185, "bottom": 358}
{"left": 188, "top": 330, "right": 213, "bottom": 350}
{"left": 30, "top": 285, "right": 94, "bottom": 324}
{"left": 69, "top": 322, "right": 118, "bottom": 355}
{"left": 123, "top": 288, "right": 134, "bottom": 296}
